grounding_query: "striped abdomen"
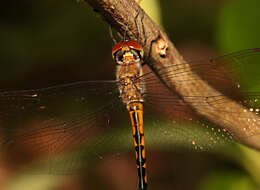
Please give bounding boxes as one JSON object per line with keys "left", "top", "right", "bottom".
{"left": 128, "top": 102, "right": 147, "bottom": 190}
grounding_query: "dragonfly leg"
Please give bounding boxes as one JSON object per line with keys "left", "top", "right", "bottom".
{"left": 134, "top": 9, "right": 147, "bottom": 47}
{"left": 142, "top": 33, "right": 161, "bottom": 65}
{"left": 109, "top": 25, "right": 118, "bottom": 45}
{"left": 140, "top": 9, "right": 147, "bottom": 47}
{"left": 134, "top": 8, "right": 162, "bottom": 65}
{"left": 134, "top": 10, "right": 141, "bottom": 42}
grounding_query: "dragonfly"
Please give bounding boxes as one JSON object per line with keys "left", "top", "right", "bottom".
{"left": 1, "top": 20, "right": 260, "bottom": 190}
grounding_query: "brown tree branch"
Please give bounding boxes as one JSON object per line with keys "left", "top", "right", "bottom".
{"left": 85, "top": 0, "right": 260, "bottom": 150}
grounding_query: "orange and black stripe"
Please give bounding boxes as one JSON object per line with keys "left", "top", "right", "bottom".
{"left": 128, "top": 102, "right": 147, "bottom": 190}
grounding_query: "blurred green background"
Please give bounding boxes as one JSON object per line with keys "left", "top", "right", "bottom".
{"left": 0, "top": 0, "right": 260, "bottom": 190}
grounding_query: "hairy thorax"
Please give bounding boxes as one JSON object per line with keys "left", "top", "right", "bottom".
{"left": 117, "top": 54, "right": 145, "bottom": 105}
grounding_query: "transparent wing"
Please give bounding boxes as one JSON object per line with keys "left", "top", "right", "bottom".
{"left": 141, "top": 49, "right": 260, "bottom": 146}
{"left": 2, "top": 49, "right": 260, "bottom": 174}
{"left": 143, "top": 48, "right": 260, "bottom": 93}
{"left": 0, "top": 81, "right": 130, "bottom": 174}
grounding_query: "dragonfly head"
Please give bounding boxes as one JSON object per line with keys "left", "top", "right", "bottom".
{"left": 112, "top": 40, "right": 144, "bottom": 65}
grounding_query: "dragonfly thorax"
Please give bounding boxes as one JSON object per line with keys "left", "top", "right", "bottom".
{"left": 113, "top": 40, "right": 145, "bottom": 105}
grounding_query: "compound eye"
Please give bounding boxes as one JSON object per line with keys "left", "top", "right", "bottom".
{"left": 115, "top": 51, "right": 124, "bottom": 64}
{"left": 138, "top": 49, "right": 144, "bottom": 59}
{"left": 132, "top": 50, "right": 140, "bottom": 60}
{"left": 133, "top": 49, "right": 144, "bottom": 61}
